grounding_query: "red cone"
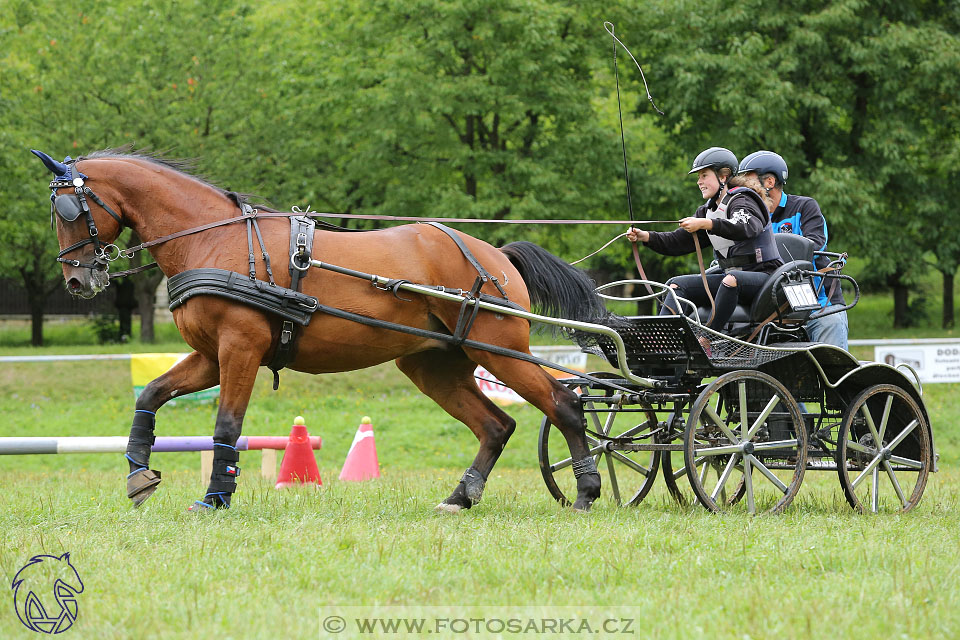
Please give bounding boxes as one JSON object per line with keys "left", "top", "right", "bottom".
{"left": 275, "top": 416, "right": 322, "bottom": 488}
{"left": 339, "top": 417, "right": 380, "bottom": 481}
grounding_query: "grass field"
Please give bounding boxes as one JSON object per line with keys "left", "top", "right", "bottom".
{"left": 2, "top": 318, "right": 960, "bottom": 638}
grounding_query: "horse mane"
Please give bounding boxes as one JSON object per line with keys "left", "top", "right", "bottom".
{"left": 79, "top": 147, "right": 273, "bottom": 210}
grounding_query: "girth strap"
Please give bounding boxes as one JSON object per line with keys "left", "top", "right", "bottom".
{"left": 268, "top": 216, "right": 316, "bottom": 388}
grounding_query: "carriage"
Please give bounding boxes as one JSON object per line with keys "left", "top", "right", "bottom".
{"left": 537, "top": 234, "right": 937, "bottom": 514}
{"left": 35, "top": 149, "right": 936, "bottom": 515}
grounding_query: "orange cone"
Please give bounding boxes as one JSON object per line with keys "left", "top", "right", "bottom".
{"left": 339, "top": 417, "right": 380, "bottom": 481}
{"left": 275, "top": 416, "right": 322, "bottom": 488}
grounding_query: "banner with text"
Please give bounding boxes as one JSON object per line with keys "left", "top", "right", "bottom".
{"left": 874, "top": 344, "right": 960, "bottom": 383}
{"left": 475, "top": 346, "right": 588, "bottom": 405}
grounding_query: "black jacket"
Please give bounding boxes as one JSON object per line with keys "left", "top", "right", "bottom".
{"left": 645, "top": 189, "right": 783, "bottom": 274}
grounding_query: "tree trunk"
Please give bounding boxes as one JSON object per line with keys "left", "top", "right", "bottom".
{"left": 893, "top": 283, "right": 909, "bottom": 328}
{"left": 18, "top": 251, "right": 61, "bottom": 347}
{"left": 135, "top": 271, "right": 164, "bottom": 343}
{"left": 29, "top": 303, "right": 43, "bottom": 347}
{"left": 944, "top": 270, "right": 955, "bottom": 329}
{"left": 128, "top": 235, "right": 165, "bottom": 343}
{"left": 115, "top": 277, "right": 136, "bottom": 341}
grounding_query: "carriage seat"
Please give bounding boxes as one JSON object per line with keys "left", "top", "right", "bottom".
{"left": 696, "top": 234, "right": 818, "bottom": 328}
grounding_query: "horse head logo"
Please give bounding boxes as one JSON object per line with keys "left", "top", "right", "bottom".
{"left": 11, "top": 553, "right": 84, "bottom": 634}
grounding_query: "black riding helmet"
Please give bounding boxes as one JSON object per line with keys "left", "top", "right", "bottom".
{"left": 738, "top": 150, "right": 788, "bottom": 186}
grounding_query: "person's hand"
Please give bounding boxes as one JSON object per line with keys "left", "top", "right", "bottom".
{"left": 626, "top": 226, "right": 649, "bottom": 243}
{"left": 678, "top": 217, "right": 712, "bottom": 233}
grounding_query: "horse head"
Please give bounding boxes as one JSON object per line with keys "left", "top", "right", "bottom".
{"left": 32, "top": 149, "right": 126, "bottom": 298}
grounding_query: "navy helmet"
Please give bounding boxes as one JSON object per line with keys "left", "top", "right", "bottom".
{"left": 688, "top": 147, "right": 739, "bottom": 177}
{"left": 738, "top": 150, "right": 788, "bottom": 185}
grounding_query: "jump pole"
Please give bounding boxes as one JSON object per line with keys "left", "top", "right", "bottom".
{"left": 0, "top": 435, "right": 322, "bottom": 484}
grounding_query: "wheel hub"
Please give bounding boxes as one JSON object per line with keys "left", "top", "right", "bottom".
{"left": 742, "top": 441, "right": 755, "bottom": 454}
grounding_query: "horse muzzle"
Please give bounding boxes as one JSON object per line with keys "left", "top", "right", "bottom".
{"left": 65, "top": 268, "right": 109, "bottom": 299}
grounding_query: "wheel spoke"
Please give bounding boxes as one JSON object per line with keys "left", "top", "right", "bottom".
{"left": 611, "top": 421, "right": 653, "bottom": 440}
{"left": 605, "top": 453, "right": 621, "bottom": 504}
{"left": 746, "top": 395, "right": 781, "bottom": 441}
{"left": 859, "top": 403, "right": 883, "bottom": 448}
{"left": 600, "top": 407, "right": 617, "bottom": 437}
{"left": 871, "top": 466, "right": 880, "bottom": 513}
{"left": 886, "top": 419, "right": 920, "bottom": 449}
{"left": 608, "top": 450, "right": 653, "bottom": 476}
{"left": 739, "top": 382, "right": 748, "bottom": 439}
{"left": 747, "top": 454, "right": 788, "bottom": 494}
{"left": 851, "top": 453, "right": 884, "bottom": 489}
{"left": 744, "top": 455, "right": 755, "bottom": 514}
{"left": 882, "top": 460, "right": 908, "bottom": 508}
{"left": 877, "top": 394, "right": 894, "bottom": 443}
{"left": 889, "top": 454, "right": 924, "bottom": 470}
{"left": 703, "top": 405, "right": 740, "bottom": 444}
{"left": 751, "top": 439, "right": 800, "bottom": 452}
{"left": 845, "top": 439, "right": 876, "bottom": 455}
{"left": 710, "top": 454, "right": 740, "bottom": 501}
{"left": 694, "top": 443, "right": 741, "bottom": 457}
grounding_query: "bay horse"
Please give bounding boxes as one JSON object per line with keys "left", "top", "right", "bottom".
{"left": 33, "top": 149, "right": 605, "bottom": 512}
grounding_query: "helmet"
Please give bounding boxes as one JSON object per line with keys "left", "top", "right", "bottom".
{"left": 738, "top": 150, "right": 788, "bottom": 185}
{"left": 688, "top": 147, "right": 739, "bottom": 176}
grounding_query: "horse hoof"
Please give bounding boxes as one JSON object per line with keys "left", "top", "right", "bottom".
{"left": 127, "top": 468, "right": 162, "bottom": 507}
{"left": 186, "top": 500, "right": 220, "bottom": 514}
{"left": 571, "top": 499, "right": 594, "bottom": 512}
{"left": 435, "top": 502, "right": 463, "bottom": 514}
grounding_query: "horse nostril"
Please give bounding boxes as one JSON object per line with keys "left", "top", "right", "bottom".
{"left": 67, "top": 277, "right": 83, "bottom": 292}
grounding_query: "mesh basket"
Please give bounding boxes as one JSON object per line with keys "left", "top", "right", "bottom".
{"left": 572, "top": 314, "right": 802, "bottom": 374}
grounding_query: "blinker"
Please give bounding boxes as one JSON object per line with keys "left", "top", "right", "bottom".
{"left": 54, "top": 194, "right": 84, "bottom": 222}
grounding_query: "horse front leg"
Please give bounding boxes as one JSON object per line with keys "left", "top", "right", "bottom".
{"left": 126, "top": 352, "right": 219, "bottom": 507}
{"left": 188, "top": 344, "right": 263, "bottom": 511}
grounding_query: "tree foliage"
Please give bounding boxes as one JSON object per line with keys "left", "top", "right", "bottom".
{"left": 1, "top": 0, "right": 958, "bottom": 331}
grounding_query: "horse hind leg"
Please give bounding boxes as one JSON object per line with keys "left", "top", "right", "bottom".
{"left": 467, "top": 352, "right": 601, "bottom": 511}
{"left": 126, "top": 351, "right": 219, "bottom": 507}
{"left": 395, "top": 350, "right": 516, "bottom": 513}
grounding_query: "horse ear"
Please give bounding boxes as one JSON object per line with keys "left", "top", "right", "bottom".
{"left": 31, "top": 149, "right": 69, "bottom": 177}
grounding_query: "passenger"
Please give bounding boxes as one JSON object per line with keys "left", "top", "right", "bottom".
{"left": 737, "top": 150, "right": 848, "bottom": 349}
{"left": 626, "top": 147, "right": 782, "bottom": 330}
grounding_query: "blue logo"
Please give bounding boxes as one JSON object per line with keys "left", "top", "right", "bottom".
{"left": 11, "top": 553, "right": 84, "bottom": 634}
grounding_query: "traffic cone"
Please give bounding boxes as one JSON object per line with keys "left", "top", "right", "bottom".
{"left": 275, "top": 416, "right": 322, "bottom": 488}
{"left": 339, "top": 417, "right": 380, "bottom": 481}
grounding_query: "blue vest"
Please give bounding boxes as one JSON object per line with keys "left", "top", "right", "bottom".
{"left": 771, "top": 193, "right": 830, "bottom": 307}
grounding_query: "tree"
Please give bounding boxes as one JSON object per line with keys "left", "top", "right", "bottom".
{"left": 628, "top": 0, "right": 960, "bottom": 327}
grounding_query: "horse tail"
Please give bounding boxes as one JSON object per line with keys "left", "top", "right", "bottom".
{"left": 499, "top": 241, "right": 605, "bottom": 323}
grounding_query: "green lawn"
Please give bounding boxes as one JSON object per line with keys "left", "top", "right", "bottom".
{"left": 2, "top": 334, "right": 960, "bottom": 638}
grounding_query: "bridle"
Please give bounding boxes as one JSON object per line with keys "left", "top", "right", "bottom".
{"left": 48, "top": 160, "right": 126, "bottom": 272}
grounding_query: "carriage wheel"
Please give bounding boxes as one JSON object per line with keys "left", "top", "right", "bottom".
{"left": 684, "top": 370, "right": 807, "bottom": 514}
{"left": 660, "top": 402, "right": 746, "bottom": 507}
{"left": 538, "top": 375, "right": 660, "bottom": 507}
{"left": 837, "top": 384, "right": 930, "bottom": 514}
